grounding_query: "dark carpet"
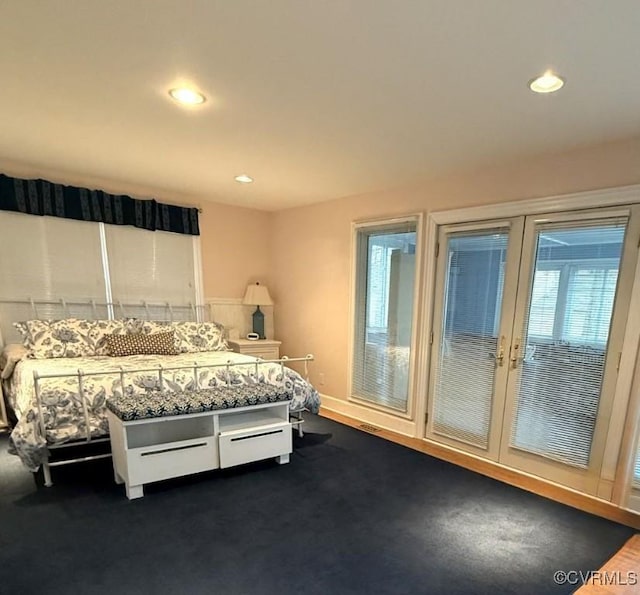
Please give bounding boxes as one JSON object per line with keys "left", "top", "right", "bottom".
{"left": 0, "top": 415, "right": 634, "bottom": 595}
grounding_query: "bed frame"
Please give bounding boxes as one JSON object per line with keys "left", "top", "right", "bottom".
{"left": 0, "top": 298, "right": 314, "bottom": 487}
{"left": 34, "top": 355, "right": 313, "bottom": 487}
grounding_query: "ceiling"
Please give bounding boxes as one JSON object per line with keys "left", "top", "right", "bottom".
{"left": 1, "top": 1, "right": 640, "bottom": 211}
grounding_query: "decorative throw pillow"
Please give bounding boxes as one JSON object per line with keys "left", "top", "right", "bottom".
{"left": 13, "top": 318, "right": 139, "bottom": 358}
{"left": 140, "top": 321, "right": 229, "bottom": 353}
{"left": 106, "top": 331, "right": 178, "bottom": 357}
{"left": 87, "top": 319, "right": 135, "bottom": 356}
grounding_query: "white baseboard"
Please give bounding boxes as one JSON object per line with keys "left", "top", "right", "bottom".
{"left": 319, "top": 393, "right": 417, "bottom": 437}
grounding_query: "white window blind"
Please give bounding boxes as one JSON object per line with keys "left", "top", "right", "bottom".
{"left": 511, "top": 221, "right": 626, "bottom": 468}
{"left": 352, "top": 219, "right": 417, "bottom": 411}
{"left": 0, "top": 212, "right": 108, "bottom": 332}
{"left": 104, "top": 226, "right": 197, "bottom": 320}
{"left": 432, "top": 231, "right": 509, "bottom": 448}
{"left": 0, "top": 212, "right": 106, "bottom": 303}
{"left": 0, "top": 211, "right": 201, "bottom": 340}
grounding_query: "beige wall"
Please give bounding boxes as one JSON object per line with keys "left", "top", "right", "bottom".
{"left": 270, "top": 136, "right": 640, "bottom": 399}
{"left": 4, "top": 134, "right": 640, "bottom": 388}
{"left": 0, "top": 158, "right": 272, "bottom": 301}
{"left": 197, "top": 201, "right": 272, "bottom": 298}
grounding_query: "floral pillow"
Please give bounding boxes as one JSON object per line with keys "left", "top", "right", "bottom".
{"left": 86, "top": 319, "right": 138, "bottom": 356}
{"left": 14, "top": 318, "right": 137, "bottom": 359}
{"left": 15, "top": 318, "right": 88, "bottom": 358}
{"left": 140, "top": 320, "right": 229, "bottom": 353}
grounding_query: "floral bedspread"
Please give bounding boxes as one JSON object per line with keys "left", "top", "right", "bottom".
{"left": 5, "top": 351, "right": 320, "bottom": 471}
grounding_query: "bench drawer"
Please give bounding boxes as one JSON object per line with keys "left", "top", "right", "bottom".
{"left": 219, "top": 421, "right": 291, "bottom": 469}
{"left": 127, "top": 436, "right": 218, "bottom": 485}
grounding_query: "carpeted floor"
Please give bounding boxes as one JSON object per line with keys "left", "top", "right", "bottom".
{"left": 0, "top": 414, "right": 634, "bottom": 595}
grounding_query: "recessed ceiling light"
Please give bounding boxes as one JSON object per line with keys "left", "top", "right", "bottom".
{"left": 529, "top": 71, "right": 565, "bottom": 94}
{"left": 168, "top": 87, "right": 206, "bottom": 105}
{"left": 235, "top": 174, "right": 254, "bottom": 184}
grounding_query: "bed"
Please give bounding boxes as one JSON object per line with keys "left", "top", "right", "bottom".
{"left": 0, "top": 309, "right": 320, "bottom": 484}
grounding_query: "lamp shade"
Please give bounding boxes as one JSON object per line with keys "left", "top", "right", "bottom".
{"left": 242, "top": 283, "right": 273, "bottom": 306}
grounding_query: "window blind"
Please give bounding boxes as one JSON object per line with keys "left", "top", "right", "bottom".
{"left": 105, "top": 225, "right": 197, "bottom": 319}
{"left": 0, "top": 212, "right": 109, "bottom": 334}
{"left": 432, "top": 231, "right": 508, "bottom": 448}
{"left": 0, "top": 211, "right": 106, "bottom": 303}
{"left": 0, "top": 211, "right": 201, "bottom": 342}
{"left": 510, "top": 221, "right": 626, "bottom": 468}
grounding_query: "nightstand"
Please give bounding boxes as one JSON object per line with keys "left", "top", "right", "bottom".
{"left": 228, "top": 339, "right": 281, "bottom": 360}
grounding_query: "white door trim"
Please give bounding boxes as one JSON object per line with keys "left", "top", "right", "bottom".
{"left": 430, "top": 184, "right": 640, "bottom": 226}
{"left": 417, "top": 185, "right": 640, "bottom": 493}
{"left": 347, "top": 214, "right": 424, "bottom": 419}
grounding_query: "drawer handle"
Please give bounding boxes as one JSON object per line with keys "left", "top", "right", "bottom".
{"left": 141, "top": 442, "right": 208, "bottom": 457}
{"left": 230, "top": 429, "right": 283, "bottom": 442}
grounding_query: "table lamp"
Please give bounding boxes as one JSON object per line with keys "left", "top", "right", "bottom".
{"left": 242, "top": 282, "right": 273, "bottom": 339}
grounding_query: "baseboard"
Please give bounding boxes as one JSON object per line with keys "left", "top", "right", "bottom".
{"left": 319, "top": 394, "right": 417, "bottom": 436}
{"left": 320, "top": 406, "right": 640, "bottom": 530}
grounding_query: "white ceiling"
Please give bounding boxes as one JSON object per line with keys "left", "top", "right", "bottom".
{"left": 1, "top": 1, "right": 639, "bottom": 211}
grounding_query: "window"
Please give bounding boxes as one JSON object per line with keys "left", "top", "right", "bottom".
{"left": 105, "top": 225, "right": 199, "bottom": 320}
{"left": 351, "top": 217, "right": 418, "bottom": 412}
{"left": 0, "top": 211, "right": 201, "bottom": 327}
{"left": 527, "top": 260, "right": 619, "bottom": 346}
{"left": 528, "top": 269, "right": 560, "bottom": 338}
{"left": 367, "top": 243, "right": 391, "bottom": 330}
{"left": 634, "top": 448, "right": 640, "bottom": 487}
{"left": 564, "top": 265, "right": 618, "bottom": 344}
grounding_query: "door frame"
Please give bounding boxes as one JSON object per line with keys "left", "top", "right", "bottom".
{"left": 497, "top": 207, "right": 639, "bottom": 495}
{"left": 419, "top": 185, "right": 640, "bottom": 501}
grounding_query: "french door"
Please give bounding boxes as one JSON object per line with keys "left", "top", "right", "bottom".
{"left": 427, "top": 207, "right": 640, "bottom": 494}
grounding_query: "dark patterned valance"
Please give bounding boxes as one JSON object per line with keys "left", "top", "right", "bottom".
{"left": 0, "top": 174, "right": 199, "bottom": 235}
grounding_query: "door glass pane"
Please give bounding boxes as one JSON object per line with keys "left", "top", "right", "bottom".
{"left": 510, "top": 221, "right": 626, "bottom": 467}
{"left": 528, "top": 269, "right": 560, "bottom": 337}
{"left": 432, "top": 231, "right": 508, "bottom": 448}
{"left": 352, "top": 221, "right": 417, "bottom": 411}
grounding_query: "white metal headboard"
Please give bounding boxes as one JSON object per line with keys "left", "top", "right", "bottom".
{"left": 0, "top": 298, "right": 210, "bottom": 347}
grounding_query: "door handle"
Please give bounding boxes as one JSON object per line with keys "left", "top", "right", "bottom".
{"left": 510, "top": 338, "right": 521, "bottom": 369}
{"left": 491, "top": 335, "right": 505, "bottom": 367}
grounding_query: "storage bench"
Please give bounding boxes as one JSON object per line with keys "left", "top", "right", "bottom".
{"left": 106, "top": 385, "right": 293, "bottom": 499}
